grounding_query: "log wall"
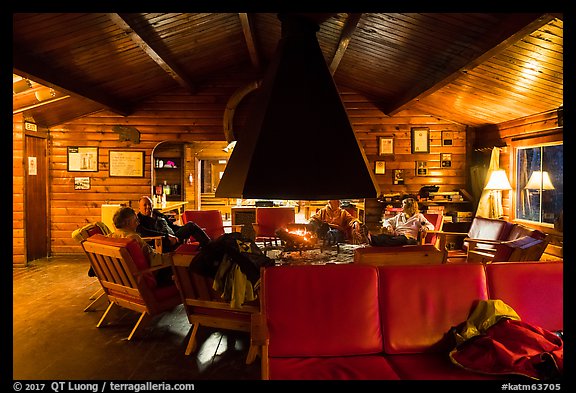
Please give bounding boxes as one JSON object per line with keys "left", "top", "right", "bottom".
{"left": 15, "top": 72, "right": 540, "bottom": 263}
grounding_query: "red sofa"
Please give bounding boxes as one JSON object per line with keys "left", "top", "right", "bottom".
{"left": 258, "top": 261, "right": 562, "bottom": 380}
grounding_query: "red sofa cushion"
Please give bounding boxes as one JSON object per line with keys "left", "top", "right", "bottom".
{"left": 386, "top": 353, "right": 502, "bottom": 380}
{"left": 378, "top": 264, "right": 489, "bottom": 354}
{"left": 485, "top": 261, "right": 563, "bottom": 332}
{"left": 269, "top": 356, "right": 400, "bottom": 380}
{"left": 263, "top": 264, "right": 382, "bottom": 357}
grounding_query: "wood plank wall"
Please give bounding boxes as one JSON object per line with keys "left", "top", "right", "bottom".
{"left": 13, "top": 72, "right": 490, "bottom": 262}
{"left": 13, "top": 113, "right": 25, "bottom": 266}
{"left": 340, "top": 89, "right": 469, "bottom": 225}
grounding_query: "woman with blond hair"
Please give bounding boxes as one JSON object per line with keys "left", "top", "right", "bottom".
{"left": 368, "top": 197, "right": 434, "bottom": 246}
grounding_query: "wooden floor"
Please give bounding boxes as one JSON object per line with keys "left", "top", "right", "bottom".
{"left": 12, "top": 255, "right": 261, "bottom": 381}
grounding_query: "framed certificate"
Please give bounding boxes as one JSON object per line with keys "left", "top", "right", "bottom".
{"left": 441, "top": 153, "right": 452, "bottom": 168}
{"left": 378, "top": 137, "right": 394, "bottom": 155}
{"left": 374, "top": 161, "right": 386, "bottom": 174}
{"left": 393, "top": 169, "right": 404, "bottom": 185}
{"left": 416, "top": 161, "right": 428, "bottom": 176}
{"left": 411, "top": 127, "right": 430, "bottom": 153}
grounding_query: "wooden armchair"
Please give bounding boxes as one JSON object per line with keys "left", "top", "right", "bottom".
{"left": 171, "top": 251, "right": 260, "bottom": 364}
{"left": 72, "top": 221, "right": 164, "bottom": 311}
{"left": 82, "top": 234, "right": 182, "bottom": 340}
{"left": 71, "top": 221, "right": 112, "bottom": 311}
{"left": 354, "top": 213, "right": 446, "bottom": 265}
{"left": 465, "top": 235, "right": 548, "bottom": 263}
{"left": 432, "top": 217, "right": 549, "bottom": 263}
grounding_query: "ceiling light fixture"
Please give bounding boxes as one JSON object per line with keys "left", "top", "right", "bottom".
{"left": 13, "top": 79, "right": 32, "bottom": 94}
{"left": 35, "top": 88, "right": 56, "bottom": 102}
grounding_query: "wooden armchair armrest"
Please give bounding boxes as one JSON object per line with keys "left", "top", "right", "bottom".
{"left": 464, "top": 237, "right": 506, "bottom": 252}
{"left": 142, "top": 235, "right": 163, "bottom": 253}
{"left": 223, "top": 224, "right": 244, "bottom": 232}
{"left": 427, "top": 231, "right": 469, "bottom": 251}
{"left": 250, "top": 312, "right": 269, "bottom": 347}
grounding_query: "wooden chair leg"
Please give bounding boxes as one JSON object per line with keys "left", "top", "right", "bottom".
{"left": 83, "top": 291, "right": 107, "bottom": 312}
{"left": 127, "top": 312, "right": 151, "bottom": 341}
{"left": 261, "top": 345, "right": 270, "bottom": 380}
{"left": 96, "top": 302, "right": 115, "bottom": 328}
{"left": 88, "top": 287, "right": 104, "bottom": 300}
{"left": 185, "top": 324, "right": 200, "bottom": 355}
{"left": 245, "top": 344, "right": 259, "bottom": 365}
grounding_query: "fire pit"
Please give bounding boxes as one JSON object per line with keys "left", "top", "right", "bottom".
{"left": 275, "top": 225, "right": 319, "bottom": 253}
{"left": 272, "top": 224, "right": 345, "bottom": 259}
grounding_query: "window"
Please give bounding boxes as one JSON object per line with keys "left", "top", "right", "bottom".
{"left": 516, "top": 143, "right": 563, "bottom": 227}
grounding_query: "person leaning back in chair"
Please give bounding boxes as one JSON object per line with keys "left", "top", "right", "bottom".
{"left": 108, "top": 206, "right": 173, "bottom": 286}
{"left": 307, "top": 199, "right": 368, "bottom": 245}
{"left": 137, "top": 196, "right": 210, "bottom": 252}
{"left": 368, "top": 197, "right": 434, "bottom": 246}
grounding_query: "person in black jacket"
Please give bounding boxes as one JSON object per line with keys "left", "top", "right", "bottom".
{"left": 136, "top": 196, "right": 210, "bottom": 252}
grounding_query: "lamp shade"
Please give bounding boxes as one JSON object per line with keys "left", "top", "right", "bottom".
{"left": 525, "top": 171, "right": 554, "bottom": 190}
{"left": 484, "top": 169, "right": 512, "bottom": 190}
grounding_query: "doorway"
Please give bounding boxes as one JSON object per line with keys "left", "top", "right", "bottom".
{"left": 25, "top": 133, "right": 49, "bottom": 262}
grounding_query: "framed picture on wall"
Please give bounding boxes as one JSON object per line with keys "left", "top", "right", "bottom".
{"left": 74, "top": 177, "right": 90, "bottom": 190}
{"left": 411, "top": 127, "right": 430, "bottom": 153}
{"left": 393, "top": 169, "right": 404, "bottom": 185}
{"left": 378, "top": 137, "right": 394, "bottom": 155}
{"left": 375, "top": 161, "right": 386, "bottom": 174}
{"left": 109, "top": 150, "right": 145, "bottom": 177}
{"left": 67, "top": 146, "right": 98, "bottom": 172}
{"left": 442, "top": 131, "right": 454, "bottom": 146}
{"left": 416, "top": 161, "right": 428, "bottom": 176}
{"left": 440, "top": 153, "right": 452, "bottom": 167}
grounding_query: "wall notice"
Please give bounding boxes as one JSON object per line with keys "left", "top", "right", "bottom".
{"left": 109, "top": 150, "right": 145, "bottom": 177}
{"left": 28, "top": 157, "right": 37, "bottom": 175}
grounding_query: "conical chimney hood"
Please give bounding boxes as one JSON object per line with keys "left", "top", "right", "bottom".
{"left": 216, "top": 13, "right": 379, "bottom": 200}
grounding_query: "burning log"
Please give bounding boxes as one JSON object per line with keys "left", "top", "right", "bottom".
{"left": 275, "top": 227, "right": 317, "bottom": 251}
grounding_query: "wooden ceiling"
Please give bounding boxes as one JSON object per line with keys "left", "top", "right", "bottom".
{"left": 13, "top": 13, "right": 563, "bottom": 129}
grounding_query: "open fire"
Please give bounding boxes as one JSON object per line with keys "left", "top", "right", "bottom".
{"left": 275, "top": 226, "right": 318, "bottom": 252}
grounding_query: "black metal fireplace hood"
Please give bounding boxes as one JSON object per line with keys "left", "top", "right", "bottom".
{"left": 215, "top": 13, "right": 379, "bottom": 200}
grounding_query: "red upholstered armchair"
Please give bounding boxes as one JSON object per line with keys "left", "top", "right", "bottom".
{"left": 252, "top": 207, "right": 296, "bottom": 248}
{"left": 354, "top": 213, "right": 446, "bottom": 265}
{"left": 182, "top": 209, "right": 243, "bottom": 242}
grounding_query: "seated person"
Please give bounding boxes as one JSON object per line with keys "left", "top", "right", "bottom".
{"left": 108, "top": 206, "right": 172, "bottom": 286}
{"left": 136, "top": 196, "right": 210, "bottom": 252}
{"left": 307, "top": 199, "right": 368, "bottom": 245}
{"left": 368, "top": 197, "right": 434, "bottom": 246}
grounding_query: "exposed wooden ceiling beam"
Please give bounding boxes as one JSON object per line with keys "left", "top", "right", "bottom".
{"left": 12, "top": 53, "right": 131, "bottom": 116}
{"left": 13, "top": 95, "right": 71, "bottom": 115}
{"left": 330, "top": 13, "right": 362, "bottom": 75}
{"left": 239, "top": 13, "right": 261, "bottom": 70}
{"left": 109, "top": 13, "right": 197, "bottom": 94}
{"left": 386, "top": 13, "right": 556, "bottom": 116}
